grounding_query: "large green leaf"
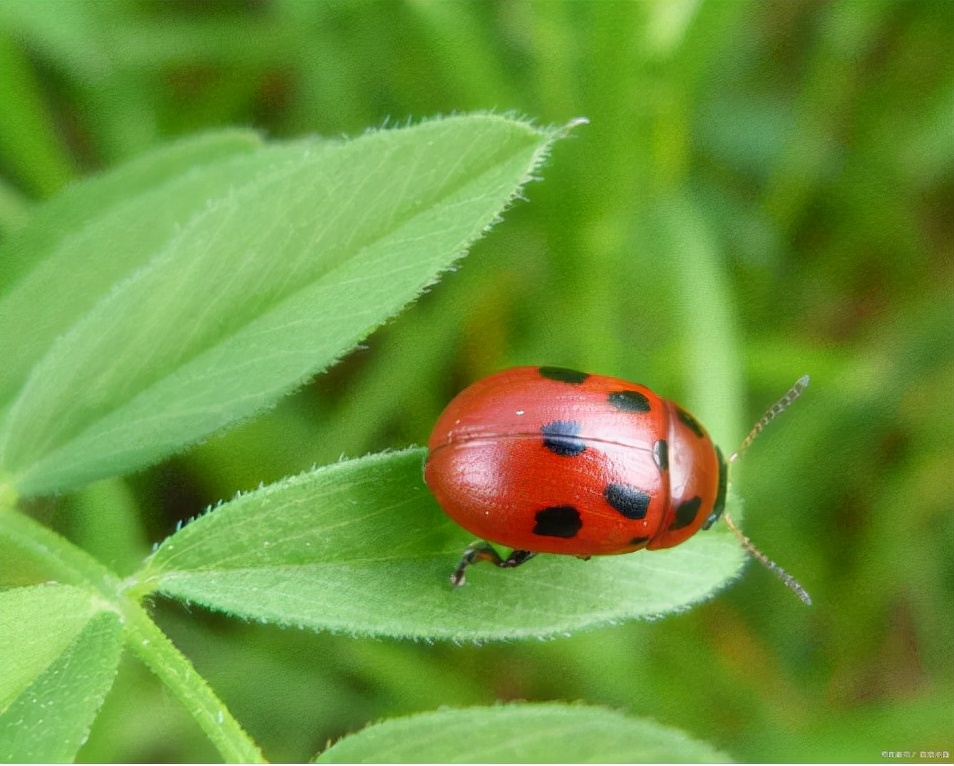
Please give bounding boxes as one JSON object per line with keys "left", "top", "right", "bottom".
{"left": 0, "top": 129, "right": 263, "bottom": 405}
{"left": 137, "top": 449, "right": 745, "bottom": 641}
{"left": 0, "top": 585, "right": 123, "bottom": 763}
{"left": 0, "top": 115, "right": 558, "bottom": 497}
{"left": 316, "top": 703, "right": 732, "bottom": 763}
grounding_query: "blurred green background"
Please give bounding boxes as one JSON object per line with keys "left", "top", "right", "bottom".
{"left": 2, "top": 0, "right": 952, "bottom": 762}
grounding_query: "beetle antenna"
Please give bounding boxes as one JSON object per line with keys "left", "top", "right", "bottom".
{"left": 724, "top": 376, "right": 812, "bottom": 604}
{"left": 730, "top": 375, "right": 810, "bottom": 463}
{"left": 723, "top": 513, "right": 812, "bottom": 605}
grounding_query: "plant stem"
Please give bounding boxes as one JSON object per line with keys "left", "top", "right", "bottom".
{"left": 1, "top": 511, "right": 265, "bottom": 763}
{"left": 122, "top": 599, "right": 266, "bottom": 763}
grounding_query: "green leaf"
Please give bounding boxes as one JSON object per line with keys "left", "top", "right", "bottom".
{"left": 0, "top": 114, "right": 558, "bottom": 497}
{"left": 0, "top": 129, "right": 263, "bottom": 405}
{"left": 316, "top": 702, "right": 733, "bottom": 763}
{"left": 0, "top": 585, "right": 123, "bottom": 763}
{"left": 138, "top": 449, "right": 744, "bottom": 641}
{"left": 0, "top": 583, "right": 104, "bottom": 707}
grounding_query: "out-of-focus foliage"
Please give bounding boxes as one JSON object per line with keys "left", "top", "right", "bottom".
{"left": 0, "top": 1, "right": 950, "bottom": 762}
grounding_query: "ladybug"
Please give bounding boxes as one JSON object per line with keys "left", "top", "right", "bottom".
{"left": 425, "top": 365, "right": 811, "bottom": 603}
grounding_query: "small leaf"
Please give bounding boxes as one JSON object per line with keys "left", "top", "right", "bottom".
{"left": 0, "top": 585, "right": 122, "bottom": 763}
{"left": 1, "top": 115, "right": 559, "bottom": 496}
{"left": 139, "top": 449, "right": 744, "bottom": 641}
{"left": 316, "top": 702, "right": 733, "bottom": 763}
{"left": 0, "top": 583, "right": 102, "bottom": 707}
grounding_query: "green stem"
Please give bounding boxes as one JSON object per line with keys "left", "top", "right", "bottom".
{"left": 122, "top": 599, "right": 265, "bottom": 763}
{"left": 1, "top": 511, "right": 265, "bottom": 763}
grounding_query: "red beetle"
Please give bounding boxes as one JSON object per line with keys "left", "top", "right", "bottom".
{"left": 425, "top": 365, "right": 810, "bottom": 602}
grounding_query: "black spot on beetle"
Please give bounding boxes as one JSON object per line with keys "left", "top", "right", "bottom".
{"left": 608, "top": 390, "right": 651, "bottom": 413}
{"left": 604, "top": 483, "right": 651, "bottom": 520}
{"left": 541, "top": 420, "right": 586, "bottom": 456}
{"left": 676, "top": 406, "right": 705, "bottom": 438}
{"left": 629, "top": 536, "right": 650, "bottom": 547}
{"left": 539, "top": 366, "right": 589, "bottom": 385}
{"left": 703, "top": 447, "right": 728, "bottom": 530}
{"left": 533, "top": 505, "right": 583, "bottom": 538}
{"left": 653, "top": 439, "right": 669, "bottom": 470}
{"left": 669, "top": 496, "right": 702, "bottom": 530}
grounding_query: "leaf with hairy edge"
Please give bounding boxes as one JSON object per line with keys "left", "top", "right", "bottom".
{"left": 137, "top": 449, "right": 744, "bottom": 641}
{"left": 316, "top": 703, "right": 733, "bottom": 763}
{"left": 0, "top": 129, "right": 263, "bottom": 406}
{"left": 1, "top": 114, "right": 559, "bottom": 496}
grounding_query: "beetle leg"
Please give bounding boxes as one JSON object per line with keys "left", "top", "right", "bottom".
{"left": 450, "top": 542, "right": 535, "bottom": 587}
